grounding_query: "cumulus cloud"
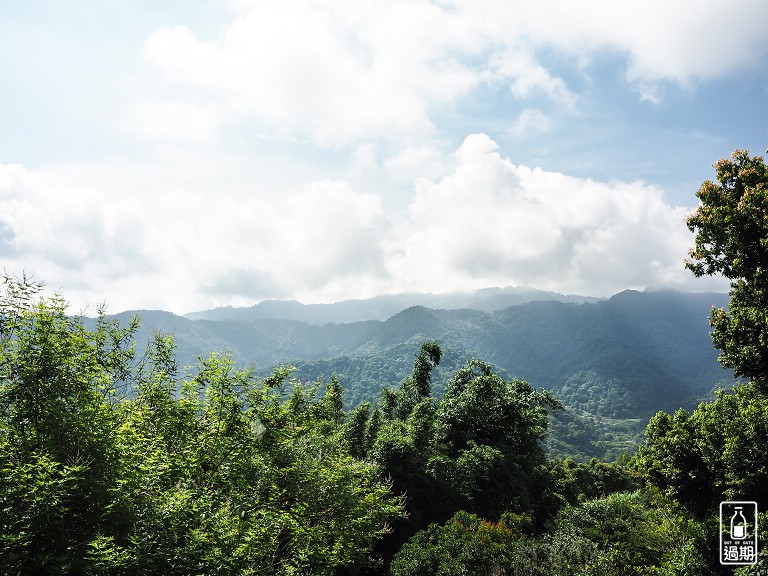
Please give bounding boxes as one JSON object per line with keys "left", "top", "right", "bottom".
{"left": 391, "top": 134, "right": 722, "bottom": 297}
{"left": 140, "top": 1, "right": 478, "bottom": 147}
{"left": 129, "top": 0, "right": 768, "bottom": 156}
{"left": 0, "top": 130, "right": 730, "bottom": 314}
{"left": 136, "top": 0, "right": 572, "bottom": 149}
{"left": 462, "top": 0, "right": 768, "bottom": 96}
{"left": 3, "top": 0, "right": 759, "bottom": 318}
{"left": 0, "top": 161, "right": 391, "bottom": 313}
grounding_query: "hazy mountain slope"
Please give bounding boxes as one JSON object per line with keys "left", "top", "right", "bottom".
{"left": 111, "top": 290, "right": 733, "bottom": 460}
{"left": 480, "top": 290, "right": 727, "bottom": 414}
{"left": 184, "top": 286, "right": 600, "bottom": 324}
{"left": 285, "top": 291, "right": 730, "bottom": 416}
{"left": 118, "top": 290, "right": 732, "bottom": 421}
{"left": 197, "top": 317, "right": 382, "bottom": 366}
{"left": 103, "top": 310, "right": 234, "bottom": 370}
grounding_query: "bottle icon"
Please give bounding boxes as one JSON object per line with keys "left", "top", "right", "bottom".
{"left": 730, "top": 507, "right": 748, "bottom": 539}
{"left": 720, "top": 501, "right": 758, "bottom": 566}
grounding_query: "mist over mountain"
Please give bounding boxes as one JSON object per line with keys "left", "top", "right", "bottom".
{"left": 119, "top": 289, "right": 732, "bottom": 420}
{"left": 100, "top": 288, "right": 735, "bottom": 460}
{"left": 183, "top": 286, "right": 600, "bottom": 324}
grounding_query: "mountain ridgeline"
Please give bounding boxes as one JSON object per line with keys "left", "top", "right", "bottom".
{"left": 115, "top": 289, "right": 732, "bottom": 427}
{"left": 184, "top": 285, "right": 600, "bottom": 323}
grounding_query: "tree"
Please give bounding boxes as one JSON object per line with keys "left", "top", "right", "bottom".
{"left": 686, "top": 148, "right": 768, "bottom": 388}
{"left": 390, "top": 491, "right": 711, "bottom": 576}
{"left": 344, "top": 400, "right": 371, "bottom": 459}
{"left": 0, "top": 275, "right": 403, "bottom": 575}
{"left": 396, "top": 341, "right": 442, "bottom": 419}
{"left": 0, "top": 274, "right": 134, "bottom": 573}
{"left": 369, "top": 348, "right": 563, "bottom": 567}
{"left": 388, "top": 510, "right": 531, "bottom": 576}
{"left": 637, "top": 386, "right": 768, "bottom": 517}
{"left": 546, "top": 490, "right": 710, "bottom": 576}
{"left": 437, "top": 359, "right": 561, "bottom": 458}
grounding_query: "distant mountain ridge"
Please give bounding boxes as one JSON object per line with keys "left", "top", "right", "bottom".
{"left": 184, "top": 286, "right": 601, "bottom": 324}
{"left": 114, "top": 289, "right": 731, "bottom": 411}
{"left": 107, "top": 288, "right": 733, "bottom": 460}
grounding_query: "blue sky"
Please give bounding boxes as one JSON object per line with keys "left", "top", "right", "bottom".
{"left": 1, "top": 0, "right": 766, "bottom": 313}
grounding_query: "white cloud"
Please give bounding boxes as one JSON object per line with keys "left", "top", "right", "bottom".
{"left": 0, "top": 130, "right": 730, "bottom": 314}
{"left": 129, "top": 0, "right": 768, "bottom": 158}
{"left": 486, "top": 48, "right": 577, "bottom": 110}
{"left": 512, "top": 108, "right": 553, "bottom": 135}
{"left": 615, "top": 0, "right": 768, "bottom": 86}
{"left": 0, "top": 160, "right": 391, "bottom": 313}
{"left": 135, "top": 0, "right": 576, "bottom": 149}
{"left": 3, "top": 0, "right": 760, "bottom": 321}
{"left": 140, "top": 1, "right": 476, "bottom": 148}
{"left": 463, "top": 0, "right": 768, "bottom": 97}
{"left": 391, "top": 134, "right": 725, "bottom": 297}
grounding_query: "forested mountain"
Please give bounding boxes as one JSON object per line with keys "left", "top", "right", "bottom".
{"left": 184, "top": 285, "right": 600, "bottom": 323}
{"left": 4, "top": 275, "right": 763, "bottom": 575}
{"left": 106, "top": 289, "right": 734, "bottom": 460}
{"left": 115, "top": 289, "right": 731, "bottom": 417}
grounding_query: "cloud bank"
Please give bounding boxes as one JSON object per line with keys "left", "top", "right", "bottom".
{"left": 3, "top": 0, "right": 760, "bottom": 312}
{"left": 135, "top": 0, "right": 768, "bottom": 147}
{"left": 0, "top": 134, "right": 726, "bottom": 313}
{"left": 396, "top": 134, "right": 698, "bottom": 295}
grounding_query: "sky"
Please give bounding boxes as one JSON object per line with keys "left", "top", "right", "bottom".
{"left": 1, "top": 0, "right": 767, "bottom": 315}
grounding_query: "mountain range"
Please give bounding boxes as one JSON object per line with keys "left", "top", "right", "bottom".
{"left": 104, "top": 287, "right": 737, "bottom": 460}
{"left": 111, "top": 288, "right": 732, "bottom": 423}
{"left": 184, "top": 285, "right": 600, "bottom": 324}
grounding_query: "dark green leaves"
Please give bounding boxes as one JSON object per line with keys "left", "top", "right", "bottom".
{"left": 0, "top": 277, "right": 402, "bottom": 575}
{"left": 637, "top": 385, "right": 768, "bottom": 517}
{"left": 686, "top": 148, "right": 768, "bottom": 387}
{"left": 686, "top": 149, "right": 768, "bottom": 281}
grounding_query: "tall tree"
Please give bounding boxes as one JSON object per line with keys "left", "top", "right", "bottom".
{"left": 0, "top": 274, "right": 136, "bottom": 573}
{"left": 397, "top": 341, "right": 442, "bottom": 418}
{"left": 686, "top": 148, "right": 768, "bottom": 389}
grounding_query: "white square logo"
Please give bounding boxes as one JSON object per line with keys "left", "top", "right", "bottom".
{"left": 720, "top": 501, "right": 758, "bottom": 566}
